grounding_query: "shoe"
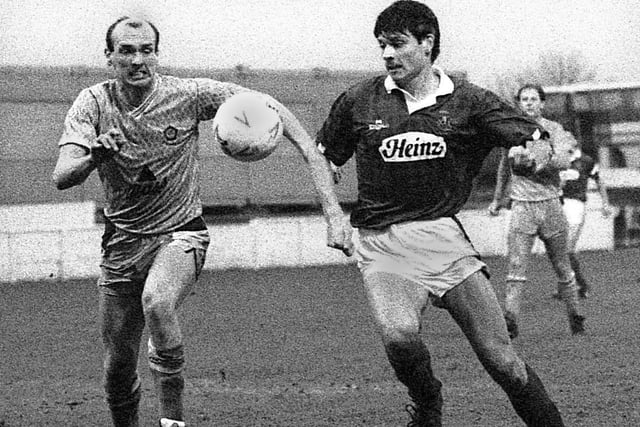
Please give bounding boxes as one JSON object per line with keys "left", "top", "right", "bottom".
{"left": 504, "top": 313, "right": 519, "bottom": 339}
{"left": 405, "top": 403, "right": 442, "bottom": 427}
{"left": 569, "top": 314, "right": 586, "bottom": 335}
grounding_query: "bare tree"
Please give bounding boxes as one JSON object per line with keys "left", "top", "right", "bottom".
{"left": 491, "top": 50, "right": 597, "bottom": 102}
{"left": 311, "top": 66, "right": 332, "bottom": 80}
{"left": 233, "top": 63, "right": 254, "bottom": 80}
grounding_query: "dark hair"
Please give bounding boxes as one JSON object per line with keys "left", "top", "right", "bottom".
{"left": 105, "top": 16, "right": 160, "bottom": 52}
{"left": 516, "top": 84, "right": 546, "bottom": 102}
{"left": 374, "top": 0, "right": 440, "bottom": 62}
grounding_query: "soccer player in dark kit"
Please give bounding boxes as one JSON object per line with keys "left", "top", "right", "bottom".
{"left": 316, "top": 1, "right": 567, "bottom": 425}
{"left": 559, "top": 135, "right": 612, "bottom": 298}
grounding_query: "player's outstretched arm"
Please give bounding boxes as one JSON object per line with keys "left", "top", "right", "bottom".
{"left": 488, "top": 148, "right": 509, "bottom": 216}
{"left": 263, "top": 95, "right": 353, "bottom": 256}
{"left": 594, "top": 172, "right": 613, "bottom": 217}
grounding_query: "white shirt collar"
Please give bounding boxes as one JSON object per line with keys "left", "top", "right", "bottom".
{"left": 384, "top": 66, "right": 454, "bottom": 112}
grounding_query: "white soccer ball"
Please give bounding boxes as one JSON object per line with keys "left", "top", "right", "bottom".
{"left": 212, "top": 92, "right": 283, "bottom": 162}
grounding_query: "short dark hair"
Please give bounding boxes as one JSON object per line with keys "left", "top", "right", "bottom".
{"left": 516, "top": 84, "right": 546, "bottom": 102}
{"left": 105, "top": 16, "right": 160, "bottom": 52}
{"left": 374, "top": 0, "right": 440, "bottom": 62}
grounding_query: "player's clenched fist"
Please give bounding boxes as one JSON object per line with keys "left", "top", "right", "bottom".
{"left": 327, "top": 215, "right": 354, "bottom": 256}
{"left": 508, "top": 138, "right": 557, "bottom": 176}
{"left": 508, "top": 145, "right": 536, "bottom": 176}
{"left": 91, "top": 128, "right": 126, "bottom": 162}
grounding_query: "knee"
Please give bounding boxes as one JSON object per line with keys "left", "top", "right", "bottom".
{"left": 381, "top": 328, "right": 424, "bottom": 363}
{"left": 142, "top": 291, "right": 174, "bottom": 323}
{"left": 507, "top": 256, "right": 527, "bottom": 281}
{"left": 555, "top": 263, "right": 575, "bottom": 283}
{"left": 479, "top": 341, "right": 527, "bottom": 390}
{"left": 372, "top": 305, "right": 422, "bottom": 345}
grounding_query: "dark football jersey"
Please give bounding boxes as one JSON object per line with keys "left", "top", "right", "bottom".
{"left": 317, "top": 74, "right": 544, "bottom": 229}
{"left": 561, "top": 154, "right": 598, "bottom": 202}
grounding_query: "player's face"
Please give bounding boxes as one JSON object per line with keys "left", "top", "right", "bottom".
{"left": 377, "top": 31, "right": 433, "bottom": 88}
{"left": 106, "top": 22, "right": 158, "bottom": 90}
{"left": 518, "top": 88, "right": 544, "bottom": 119}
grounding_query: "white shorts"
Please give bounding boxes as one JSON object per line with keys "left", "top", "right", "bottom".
{"left": 562, "top": 198, "right": 586, "bottom": 227}
{"left": 355, "top": 218, "right": 486, "bottom": 298}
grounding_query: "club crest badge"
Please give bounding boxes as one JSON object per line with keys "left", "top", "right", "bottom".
{"left": 164, "top": 126, "right": 178, "bottom": 143}
{"left": 438, "top": 111, "right": 453, "bottom": 131}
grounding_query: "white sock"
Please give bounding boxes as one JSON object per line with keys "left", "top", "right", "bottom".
{"left": 160, "top": 418, "right": 186, "bottom": 427}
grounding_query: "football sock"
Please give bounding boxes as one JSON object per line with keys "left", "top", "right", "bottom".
{"left": 385, "top": 338, "right": 443, "bottom": 418}
{"left": 149, "top": 344, "right": 186, "bottom": 421}
{"left": 151, "top": 369, "right": 185, "bottom": 421}
{"left": 558, "top": 276, "right": 580, "bottom": 316}
{"left": 504, "top": 279, "right": 525, "bottom": 318}
{"left": 506, "top": 364, "right": 564, "bottom": 427}
{"left": 569, "top": 253, "right": 588, "bottom": 290}
{"left": 109, "top": 386, "right": 141, "bottom": 427}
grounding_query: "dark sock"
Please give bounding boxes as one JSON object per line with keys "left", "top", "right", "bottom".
{"left": 506, "top": 364, "right": 564, "bottom": 427}
{"left": 151, "top": 370, "right": 185, "bottom": 421}
{"left": 109, "top": 387, "right": 141, "bottom": 427}
{"left": 385, "top": 339, "right": 443, "bottom": 420}
{"left": 150, "top": 345, "right": 186, "bottom": 421}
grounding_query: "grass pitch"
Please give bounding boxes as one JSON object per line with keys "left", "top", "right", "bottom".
{"left": 1, "top": 249, "right": 639, "bottom": 426}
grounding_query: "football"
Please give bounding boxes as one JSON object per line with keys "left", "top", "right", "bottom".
{"left": 548, "top": 130, "right": 577, "bottom": 170}
{"left": 212, "top": 92, "right": 283, "bottom": 162}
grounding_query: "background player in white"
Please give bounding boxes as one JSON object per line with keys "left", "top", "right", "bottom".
{"left": 52, "top": 17, "right": 352, "bottom": 427}
{"left": 317, "top": 2, "right": 566, "bottom": 426}
{"left": 558, "top": 135, "right": 612, "bottom": 298}
{"left": 489, "top": 84, "right": 585, "bottom": 339}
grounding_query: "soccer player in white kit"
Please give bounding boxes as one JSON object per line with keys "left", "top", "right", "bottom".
{"left": 52, "top": 17, "right": 352, "bottom": 427}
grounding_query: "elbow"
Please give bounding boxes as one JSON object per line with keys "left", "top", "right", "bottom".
{"left": 52, "top": 171, "right": 74, "bottom": 191}
{"left": 55, "top": 181, "right": 72, "bottom": 191}
{"left": 52, "top": 176, "right": 68, "bottom": 191}
{"left": 52, "top": 171, "right": 62, "bottom": 189}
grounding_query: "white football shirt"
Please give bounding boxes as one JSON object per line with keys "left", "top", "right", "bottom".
{"left": 60, "top": 74, "right": 246, "bottom": 234}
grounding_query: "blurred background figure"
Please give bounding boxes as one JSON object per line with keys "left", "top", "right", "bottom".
{"left": 558, "top": 134, "right": 612, "bottom": 298}
{"left": 489, "top": 84, "right": 585, "bottom": 339}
